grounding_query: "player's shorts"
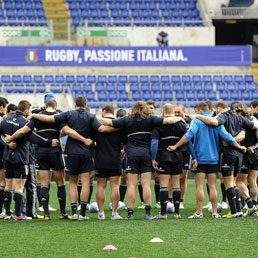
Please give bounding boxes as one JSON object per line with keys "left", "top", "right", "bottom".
{"left": 126, "top": 156, "right": 152, "bottom": 174}
{"left": 66, "top": 154, "right": 94, "bottom": 175}
{"left": 157, "top": 161, "right": 182, "bottom": 175}
{"left": 37, "top": 152, "right": 65, "bottom": 171}
{"left": 121, "top": 158, "right": 127, "bottom": 170}
{"left": 182, "top": 153, "right": 191, "bottom": 170}
{"left": 240, "top": 154, "right": 258, "bottom": 174}
{"left": 4, "top": 162, "right": 28, "bottom": 179}
{"left": 95, "top": 168, "right": 122, "bottom": 178}
{"left": 192, "top": 164, "right": 218, "bottom": 174}
{"left": 220, "top": 154, "right": 242, "bottom": 177}
{"left": 0, "top": 159, "right": 4, "bottom": 170}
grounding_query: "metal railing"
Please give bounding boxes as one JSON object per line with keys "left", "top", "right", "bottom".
{"left": 208, "top": 7, "right": 258, "bottom": 19}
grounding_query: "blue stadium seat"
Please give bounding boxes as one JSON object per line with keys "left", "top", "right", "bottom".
{"left": 132, "top": 91, "right": 141, "bottom": 101}
{"left": 55, "top": 75, "right": 64, "bottom": 83}
{"left": 148, "top": 3, "right": 157, "bottom": 11}
{"left": 241, "top": 91, "right": 250, "bottom": 101}
{"left": 173, "top": 84, "right": 181, "bottom": 92}
{"left": 245, "top": 75, "right": 254, "bottom": 83}
{"left": 25, "top": 84, "right": 34, "bottom": 93}
{"left": 140, "top": 75, "right": 148, "bottom": 84}
{"left": 248, "top": 82, "right": 257, "bottom": 91}
{"left": 227, "top": 83, "right": 236, "bottom": 92}
{"left": 204, "top": 83, "right": 213, "bottom": 92}
{"left": 119, "top": 2, "right": 127, "bottom": 10}
{"left": 85, "top": 91, "right": 95, "bottom": 102}
{"left": 203, "top": 75, "right": 212, "bottom": 83}
{"left": 142, "top": 91, "right": 152, "bottom": 101}
{"left": 150, "top": 75, "right": 159, "bottom": 84}
{"left": 109, "top": 91, "right": 117, "bottom": 101}
{"left": 176, "top": 91, "right": 185, "bottom": 101}
{"left": 83, "top": 84, "right": 92, "bottom": 92}
{"left": 108, "top": 75, "right": 117, "bottom": 83}
{"left": 15, "top": 84, "right": 24, "bottom": 93}
{"left": 161, "top": 75, "right": 169, "bottom": 83}
{"left": 238, "top": 83, "right": 246, "bottom": 92}
{"left": 193, "top": 83, "right": 202, "bottom": 92}
{"left": 192, "top": 75, "right": 201, "bottom": 84}
{"left": 95, "top": 84, "right": 105, "bottom": 92}
{"left": 36, "top": 84, "right": 46, "bottom": 93}
{"left": 45, "top": 75, "right": 54, "bottom": 83}
{"left": 171, "top": 75, "right": 180, "bottom": 84}
{"left": 129, "top": 3, "right": 137, "bottom": 10}
{"left": 17, "top": 9, "right": 25, "bottom": 17}
{"left": 129, "top": 75, "right": 138, "bottom": 83}
{"left": 234, "top": 75, "right": 243, "bottom": 84}
{"left": 66, "top": 75, "right": 75, "bottom": 83}
{"left": 197, "top": 91, "right": 206, "bottom": 101}
{"left": 153, "top": 91, "right": 162, "bottom": 101}
{"left": 219, "top": 91, "right": 229, "bottom": 101}
{"left": 163, "top": 91, "right": 172, "bottom": 101}
{"left": 141, "top": 84, "right": 150, "bottom": 92}
{"left": 130, "top": 84, "right": 139, "bottom": 92}
{"left": 27, "top": 9, "right": 35, "bottom": 18}
{"left": 4, "top": 84, "right": 14, "bottom": 93}
{"left": 182, "top": 75, "right": 191, "bottom": 83}
{"left": 117, "top": 103, "right": 127, "bottom": 108}
{"left": 216, "top": 83, "right": 225, "bottom": 92}
{"left": 12, "top": 75, "right": 21, "bottom": 83}
{"left": 162, "top": 83, "right": 170, "bottom": 91}
{"left": 231, "top": 91, "right": 239, "bottom": 101}
{"left": 213, "top": 75, "right": 222, "bottom": 83}
{"left": 186, "top": 91, "right": 195, "bottom": 101}
{"left": 118, "top": 75, "right": 128, "bottom": 83}
{"left": 1, "top": 75, "right": 10, "bottom": 83}
{"left": 251, "top": 91, "right": 258, "bottom": 99}
{"left": 151, "top": 84, "right": 160, "bottom": 92}
{"left": 183, "top": 83, "right": 192, "bottom": 92}
{"left": 72, "top": 84, "right": 81, "bottom": 93}
{"left": 207, "top": 91, "right": 217, "bottom": 101}
{"left": 98, "top": 91, "right": 107, "bottom": 101}
{"left": 97, "top": 75, "right": 106, "bottom": 84}
{"left": 119, "top": 91, "right": 128, "bottom": 101}
{"left": 51, "top": 84, "right": 62, "bottom": 93}
{"left": 89, "top": 2, "right": 97, "bottom": 10}
{"left": 106, "top": 84, "right": 115, "bottom": 92}
{"left": 87, "top": 75, "right": 96, "bottom": 83}
{"left": 23, "top": 75, "right": 32, "bottom": 83}
{"left": 62, "top": 84, "right": 70, "bottom": 93}
{"left": 117, "top": 84, "right": 125, "bottom": 92}
{"left": 224, "top": 75, "right": 233, "bottom": 84}
{"left": 77, "top": 75, "right": 85, "bottom": 83}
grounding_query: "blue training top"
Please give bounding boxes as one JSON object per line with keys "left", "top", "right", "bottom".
{"left": 184, "top": 112, "right": 236, "bottom": 164}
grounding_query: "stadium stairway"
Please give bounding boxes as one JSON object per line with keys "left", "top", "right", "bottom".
{"left": 42, "top": 0, "right": 74, "bottom": 40}
{"left": 252, "top": 63, "right": 258, "bottom": 84}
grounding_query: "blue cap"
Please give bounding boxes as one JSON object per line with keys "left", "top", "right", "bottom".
{"left": 44, "top": 93, "right": 55, "bottom": 103}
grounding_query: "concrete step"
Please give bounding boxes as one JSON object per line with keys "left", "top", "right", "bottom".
{"left": 46, "top": 13, "right": 69, "bottom": 18}
{"left": 42, "top": 0, "right": 65, "bottom": 4}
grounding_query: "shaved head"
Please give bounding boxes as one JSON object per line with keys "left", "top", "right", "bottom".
{"left": 163, "top": 103, "right": 174, "bottom": 115}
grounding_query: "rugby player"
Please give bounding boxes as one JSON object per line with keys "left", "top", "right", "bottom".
{"left": 151, "top": 104, "right": 196, "bottom": 219}
{"left": 0, "top": 97, "right": 8, "bottom": 219}
{"left": 100, "top": 101, "right": 184, "bottom": 220}
{"left": 93, "top": 105, "right": 124, "bottom": 220}
{"left": 174, "top": 104, "right": 192, "bottom": 209}
{"left": 2, "top": 100, "right": 58, "bottom": 220}
{"left": 168, "top": 102, "right": 246, "bottom": 219}
{"left": 195, "top": 100, "right": 258, "bottom": 218}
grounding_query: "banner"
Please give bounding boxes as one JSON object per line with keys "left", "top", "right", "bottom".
{"left": 0, "top": 46, "right": 251, "bottom": 66}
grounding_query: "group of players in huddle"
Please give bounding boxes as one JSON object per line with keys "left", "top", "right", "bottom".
{"left": 0, "top": 93, "right": 258, "bottom": 221}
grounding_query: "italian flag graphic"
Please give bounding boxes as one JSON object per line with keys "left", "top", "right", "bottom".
{"left": 27, "top": 50, "right": 37, "bottom": 61}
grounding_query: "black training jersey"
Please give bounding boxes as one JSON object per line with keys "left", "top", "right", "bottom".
{"left": 0, "top": 111, "right": 52, "bottom": 164}
{"left": 112, "top": 114, "right": 164, "bottom": 157}
{"left": 216, "top": 110, "right": 254, "bottom": 156}
{"left": 92, "top": 117, "right": 125, "bottom": 169}
{"left": 27, "top": 110, "right": 62, "bottom": 154}
{"left": 54, "top": 108, "right": 101, "bottom": 155}
{"left": 181, "top": 116, "right": 192, "bottom": 153}
{"left": 241, "top": 114, "right": 258, "bottom": 148}
{"left": 32, "top": 107, "right": 62, "bottom": 114}
{"left": 152, "top": 120, "right": 187, "bottom": 163}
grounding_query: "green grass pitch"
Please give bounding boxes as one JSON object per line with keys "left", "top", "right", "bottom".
{"left": 1, "top": 180, "right": 257, "bottom": 258}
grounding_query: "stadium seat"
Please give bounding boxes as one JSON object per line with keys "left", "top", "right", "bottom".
{"left": 23, "top": 75, "right": 32, "bottom": 83}
{"left": 119, "top": 75, "right": 128, "bottom": 83}
{"left": 186, "top": 91, "right": 195, "bottom": 101}
{"left": 161, "top": 75, "right": 169, "bottom": 83}
{"left": 171, "top": 75, "right": 180, "bottom": 84}
{"left": 238, "top": 83, "right": 246, "bottom": 92}
{"left": 203, "top": 75, "right": 212, "bottom": 83}
{"left": 45, "top": 75, "right": 54, "bottom": 83}
{"left": 162, "top": 83, "right": 171, "bottom": 91}
{"left": 77, "top": 75, "right": 85, "bottom": 83}
{"left": 98, "top": 91, "right": 107, "bottom": 101}
{"left": 130, "top": 84, "right": 139, "bottom": 92}
{"left": 15, "top": 84, "right": 25, "bottom": 93}
{"left": 234, "top": 75, "right": 243, "bottom": 84}
{"left": 227, "top": 83, "right": 236, "bottom": 92}
{"left": 66, "top": 75, "right": 75, "bottom": 83}
{"left": 151, "top": 84, "right": 160, "bottom": 92}
{"left": 204, "top": 83, "right": 213, "bottom": 92}
{"left": 248, "top": 82, "right": 257, "bottom": 91}
{"left": 4, "top": 84, "right": 14, "bottom": 93}
{"left": 224, "top": 75, "right": 233, "bottom": 84}
{"left": 72, "top": 84, "right": 81, "bottom": 93}
{"left": 153, "top": 91, "right": 162, "bottom": 101}
{"left": 1, "top": 75, "right": 11, "bottom": 83}
{"left": 219, "top": 91, "right": 229, "bottom": 101}
{"left": 163, "top": 91, "right": 172, "bottom": 101}
{"left": 62, "top": 84, "right": 70, "bottom": 93}
{"left": 95, "top": 84, "right": 105, "bottom": 92}
{"left": 109, "top": 91, "right": 117, "bottom": 101}
{"left": 251, "top": 91, "right": 258, "bottom": 99}
{"left": 25, "top": 84, "right": 35, "bottom": 93}
{"left": 182, "top": 75, "right": 191, "bottom": 84}
{"left": 241, "top": 91, "right": 250, "bottom": 101}
{"left": 55, "top": 75, "right": 64, "bottom": 83}
{"left": 36, "top": 84, "right": 46, "bottom": 93}
{"left": 106, "top": 84, "right": 115, "bottom": 92}
{"left": 141, "top": 84, "right": 150, "bottom": 92}
{"left": 213, "top": 75, "right": 222, "bottom": 83}
{"left": 183, "top": 83, "right": 192, "bottom": 92}
{"left": 207, "top": 91, "right": 217, "bottom": 101}
{"left": 173, "top": 84, "right": 181, "bottom": 92}
{"left": 117, "top": 84, "right": 125, "bottom": 92}
{"left": 176, "top": 91, "right": 185, "bottom": 101}
{"left": 12, "top": 75, "right": 21, "bottom": 83}
{"left": 129, "top": 75, "right": 138, "bottom": 83}
{"left": 192, "top": 75, "right": 201, "bottom": 84}
{"left": 51, "top": 84, "right": 62, "bottom": 93}
{"left": 119, "top": 91, "right": 128, "bottom": 101}
{"left": 108, "top": 75, "right": 117, "bottom": 84}
{"left": 245, "top": 75, "right": 254, "bottom": 83}
{"left": 197, "top": 91, "right": 206, "bottom": 101}
{"left": 132, "top": 91, "right": 141, "bottom": 101}
{"left": 193, "top": 83, "right": 202, "bottom": 92}
{"left": 142, "top": 91, "right": 152, "bottom": 101}
{"left": 231, "top": 91, "right": 239, "bottom": 101}
{"left": 216, "top": 83, "right": 225, "bottom": 92}
{"left": 85, "top": 91, "right": 95, "bottom": 102}
{"left": 87, "top": 75, "right": 96, "bottom": 83}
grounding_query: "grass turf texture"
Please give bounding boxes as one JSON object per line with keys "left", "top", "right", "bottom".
{"left": 1, "top": 180, "right": 257, "bottom": 258}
